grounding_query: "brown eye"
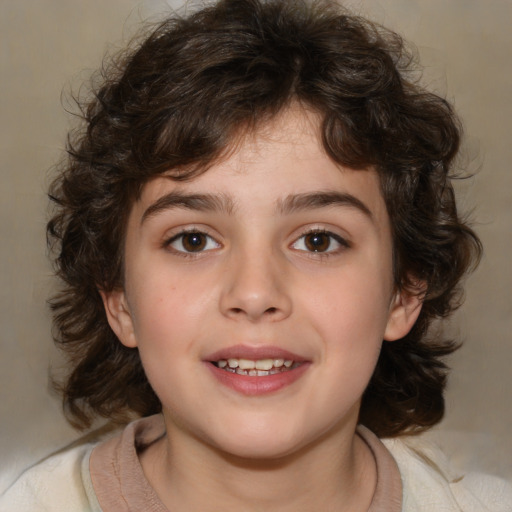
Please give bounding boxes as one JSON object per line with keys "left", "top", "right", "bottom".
{"left": 291, "top": 230, "right": 348, "bottom": 254}
{"left": 304, "top": 232, "right": 331, "bottom": 252}
{"left": 182, "top": 232, "right": 207, "bottom": 252}
{"left": 168, "top": 231, "right": 220, "bottom": 254}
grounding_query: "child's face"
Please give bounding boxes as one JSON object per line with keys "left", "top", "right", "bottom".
{"left": 103, "top": 107, "right": 420, "bottom": 459}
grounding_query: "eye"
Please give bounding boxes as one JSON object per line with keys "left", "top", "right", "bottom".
{"left": 167, "top": 231, "right": 220, "bottom": 253}
{"left": 292, "top": 230, "right": 348, "bottom": 253}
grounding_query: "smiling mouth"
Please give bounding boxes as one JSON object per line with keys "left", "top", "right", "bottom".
{"left": 212, "top": 358, "right": 302, "bottom": 376}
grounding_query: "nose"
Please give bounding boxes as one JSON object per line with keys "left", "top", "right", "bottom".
{"left": 219, "top": 248, "right": 292, "bottom": 322}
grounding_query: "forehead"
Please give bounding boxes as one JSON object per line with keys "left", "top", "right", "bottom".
{"left": 132, "top": 106, "right": 388, "bottom": 228}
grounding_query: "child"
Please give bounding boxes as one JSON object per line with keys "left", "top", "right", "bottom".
{"left": 2, "top": 0, "right": 511, "bottom": 510}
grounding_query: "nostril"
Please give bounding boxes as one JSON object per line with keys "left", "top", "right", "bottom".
{"left": 265, "top": 307, "right": 278, "bottom": 314}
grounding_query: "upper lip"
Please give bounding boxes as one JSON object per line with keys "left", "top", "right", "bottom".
{"left": 205, "top": 344, "right": 308, "bottom": 362}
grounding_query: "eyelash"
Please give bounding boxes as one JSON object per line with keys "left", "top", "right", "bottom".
{"left": 164, "top": 229, "right": 221, "bottom": 257}
{"left": 291, "top": 229, "right": 350, "bottom": 256}
{"left": 163, "top": 228, "right": 350, "bottom": 258}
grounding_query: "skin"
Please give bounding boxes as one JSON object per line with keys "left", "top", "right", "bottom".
{"left": 102, "top": 106, "right": 422, "bottom": 511}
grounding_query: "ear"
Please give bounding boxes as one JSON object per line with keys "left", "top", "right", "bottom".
{"left": 99, "top": 289, "right": 138, "bottom": 348}
{"left": 384, "top": 285, "right": 424, "bottom": 342}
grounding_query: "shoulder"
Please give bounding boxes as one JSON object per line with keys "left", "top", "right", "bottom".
{"left": 0, "top": 442, "right": 102, "bottom": 512}
{"left": 383, "top": 435, "right": 512, "bottom": 512}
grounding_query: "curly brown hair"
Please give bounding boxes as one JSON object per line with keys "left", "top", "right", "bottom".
{"left": 48, "top": 0, "right": 482, "bottom": 436}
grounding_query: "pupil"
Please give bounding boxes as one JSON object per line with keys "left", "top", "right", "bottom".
{"left": 183, "top": 233, "right": 206, "bottom": 252}
{"left": 305, "top": 233, "right": 329, "bottom": 252}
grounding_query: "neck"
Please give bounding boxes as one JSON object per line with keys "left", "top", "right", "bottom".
{"left": 140, "top": 417, "right": 376, "bottom": 512}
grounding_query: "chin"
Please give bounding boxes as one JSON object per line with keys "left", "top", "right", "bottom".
{"left": 202, "top": 421, "right": 314, "bottom": 462}
{"left": 215, "top": 438, "right": 303, "bottom": 462}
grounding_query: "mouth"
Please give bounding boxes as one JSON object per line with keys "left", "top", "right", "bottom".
{"left": 212, "top": 358, "right": 302, "bottom": 376}
{"left": 205, "top": 346, "right": 310, "bottom": 395}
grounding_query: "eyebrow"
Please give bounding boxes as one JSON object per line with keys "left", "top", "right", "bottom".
{"left": 276, "top": 191, "right": 373, "bottom": 220}
{"left": 141, "top": 191, "right": 236, "bottom": 224}
{"left": 141, "top": 190, "right": 373, "bottom": 224}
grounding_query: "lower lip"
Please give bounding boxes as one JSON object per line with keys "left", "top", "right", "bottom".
{"left": 205, "top": 362, "right": 310, "bottom": 396}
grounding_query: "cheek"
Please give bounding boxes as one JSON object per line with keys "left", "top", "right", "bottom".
{"left": 125, "top": 269, "right": 219, "bottom": 363}
{"left": 304, "top": 267, "right": 392, "bottom": 341}
{"left": 128, "top": 260, "right": 200, "bottom": 321}
{"left": 301, "top": 266, "right": 391, "bottom": 387}
{"left": 126, "top": 284, "right": 199, "bottom": 401}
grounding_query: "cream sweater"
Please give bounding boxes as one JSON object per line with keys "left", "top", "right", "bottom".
{"left": 1, "top": 418, "right": 511, "bottom": 512}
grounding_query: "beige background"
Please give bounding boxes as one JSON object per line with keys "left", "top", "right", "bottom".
{"left": 1, "top": 0, "right": 511, "bottom": 490}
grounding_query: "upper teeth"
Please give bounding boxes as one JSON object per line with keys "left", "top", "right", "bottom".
{"left": 217, "top": 358, "right": 293, "bottom": 370}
